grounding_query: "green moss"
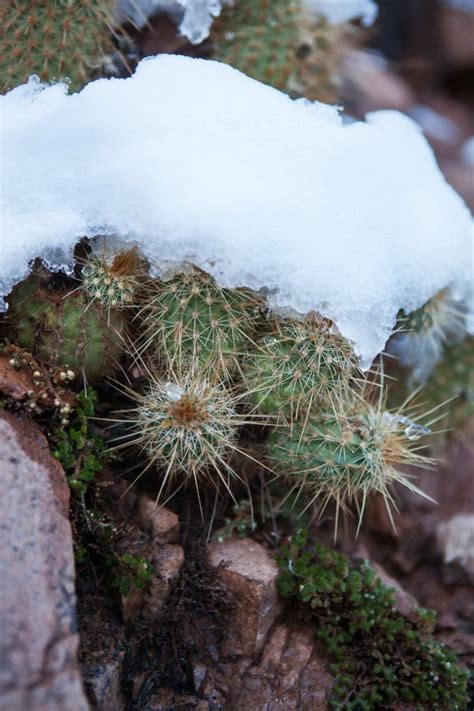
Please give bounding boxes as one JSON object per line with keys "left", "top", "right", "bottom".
{"left": 277, "top": 530, "right": 469, "bottom": 710}
{"left": 52, "top": 388, "right": 107, "bottom": 495}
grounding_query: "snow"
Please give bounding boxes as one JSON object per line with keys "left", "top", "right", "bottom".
{"left": 0, "top": 55, "right": 472, "bottom": 368}
{"left": 304, "top": 0, "right": 378, "bottom": 26}
{"left": 119, "top": 0, "right": 378, "bottom": 40}
{"left": 461, "top": 136, "right": 474, "bottom": 166}
{"left": 117, "top": 0, "right": 225, "bottom": 43}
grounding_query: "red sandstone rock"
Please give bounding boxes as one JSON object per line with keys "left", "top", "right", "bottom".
{"left": 207, "top": 538, "right": 282, "bottom": 658}
{"left": 137, "top": 495, "right": 180, "bottom": 544}
{"left": 0, "top": 412, "right": 89, "bottom": 711}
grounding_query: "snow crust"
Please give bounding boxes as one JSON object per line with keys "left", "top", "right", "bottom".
{"left": 117, "top": 0, "right": 224, "bottom": 43}
{"left": 304, "top": 0, "right": 378, "bottom": 26}
{"left": 1, "top": 55, "right": 472, "bottom": 368}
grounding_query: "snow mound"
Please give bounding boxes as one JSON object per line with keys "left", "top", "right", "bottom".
{"left": 0, "top": 55, "right": 472, "bottom": 368}
{"left": 304, "top": 0, "right": 378, "bottom": 26}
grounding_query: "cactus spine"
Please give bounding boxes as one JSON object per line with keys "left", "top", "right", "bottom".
{"left": 81, "top": 246, "right": 147, "bottom": 309}
{"left": 244, "top": 315, "right": 361, "bottom": 419}
{"left": 268, "top": 401, "right": 431, "bottom": 524}
{"left": 139, "top": 271, "right": 262, "bottom": 377}
{"left": 0, "top": 0, "right": 120, "bottom": 94}
{"left": 114, "top": 371, "right": 260, "bottom": 501}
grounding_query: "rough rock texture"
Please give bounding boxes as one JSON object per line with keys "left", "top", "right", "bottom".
{"left": 232, "top": 624, "right": 333, "bottom": 711}
{"left": 0, "top": 412, "right": 89, "bottom": 711}
{"left": 192, "top": 537, "right": 334, "bottom": 710}
{"left": 0, "top": 354, "right": 32, "bottom": 399}
{"left": 207, "top": 538, "right": 282, "bottom": 659}
{"left": 137, "top": 494, "right": 180, "bottom": 544}
{"left": 81, "top": 614, "right": 126, "bottom": 711}
{"left": 437, "top": 513, "right": 474, "bottom": 584}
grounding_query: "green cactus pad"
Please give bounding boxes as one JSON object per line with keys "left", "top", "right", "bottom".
{"left": 0, "top": 0, "right": 119, "bottom": 94}
{"left": 244, "top": 316, "right": 360, "bottom": 419}
{"left": 139, "top": 272, "right": 262, "bottom": 376}
{"left": 7, "top": 274, "right": 126, "bottom": 382}
{"left": 267, "top": 402, "right": 431, "bottom": 519}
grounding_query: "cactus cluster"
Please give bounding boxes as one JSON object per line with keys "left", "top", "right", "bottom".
{"left": 0, "top": 0, "right": 122, "bottom": 94}
{"left": 5, "top": 244, "right": 436, "bottom": 526}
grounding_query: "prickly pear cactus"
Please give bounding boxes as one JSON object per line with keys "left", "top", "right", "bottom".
{"left": 212, "top": 0, "right": 301, "bottom": 91}
{"left": 244, "top": 316, "right": 360, "bottom": 418}
{"left": 268, "top": 402, "right": 430, "bottom": 520}
{"left": 139, "top": 271, "right": 262, "bottom": 376}
{"left": 0, "top": 0, "right": 119, "bottom": 93}
{"left": 7, "top": 274, "right": 126, "bottom": 382}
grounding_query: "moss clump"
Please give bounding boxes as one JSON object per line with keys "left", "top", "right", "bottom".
{"left": 277, "top": 530, "right": 469, "bottom": 710}
{"left": 52, "top": 388, "right": 107, "bottom": 494}
{"left": 0, "top": 0, "right": 119, "bottom": 93}
{"left": 7, "top": 274, "right": 126, "bottom": 383}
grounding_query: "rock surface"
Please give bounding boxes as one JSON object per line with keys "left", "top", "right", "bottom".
{"left": 207, "top": 538, "right": 282, "bottom": 659}
{"left": 0, "top": 412, "right": 89, "bottom": 711}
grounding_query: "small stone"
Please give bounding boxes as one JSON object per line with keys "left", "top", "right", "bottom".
{"left": 437, "top": 514, "right": 474, "bottom": 584}
{"left": 137, "top": 495, "right": 180, "bottom": 543}
{"left": 207, "top": 538, "right": 281, "bottom": 658}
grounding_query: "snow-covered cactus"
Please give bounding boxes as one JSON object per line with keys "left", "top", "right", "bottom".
{"left": 115, "top": 371, "right": 252, "bottom": 499}
{"left": 81, "top": 246, "right": 147, "bottom": 309}
{"left": 244, "top": 316, "right": 360, "bottom": 419}
{"left": 267, "top": 401, "right": 431, "bottom": 523}
{"left": 139, "top": 271, "right": 262, "bottom": 376}
{"left": 0, "top": 0, "right": 120, "bottom": 93}
{"left": 7, "top": 274, "right": 126, "bottom": 382}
